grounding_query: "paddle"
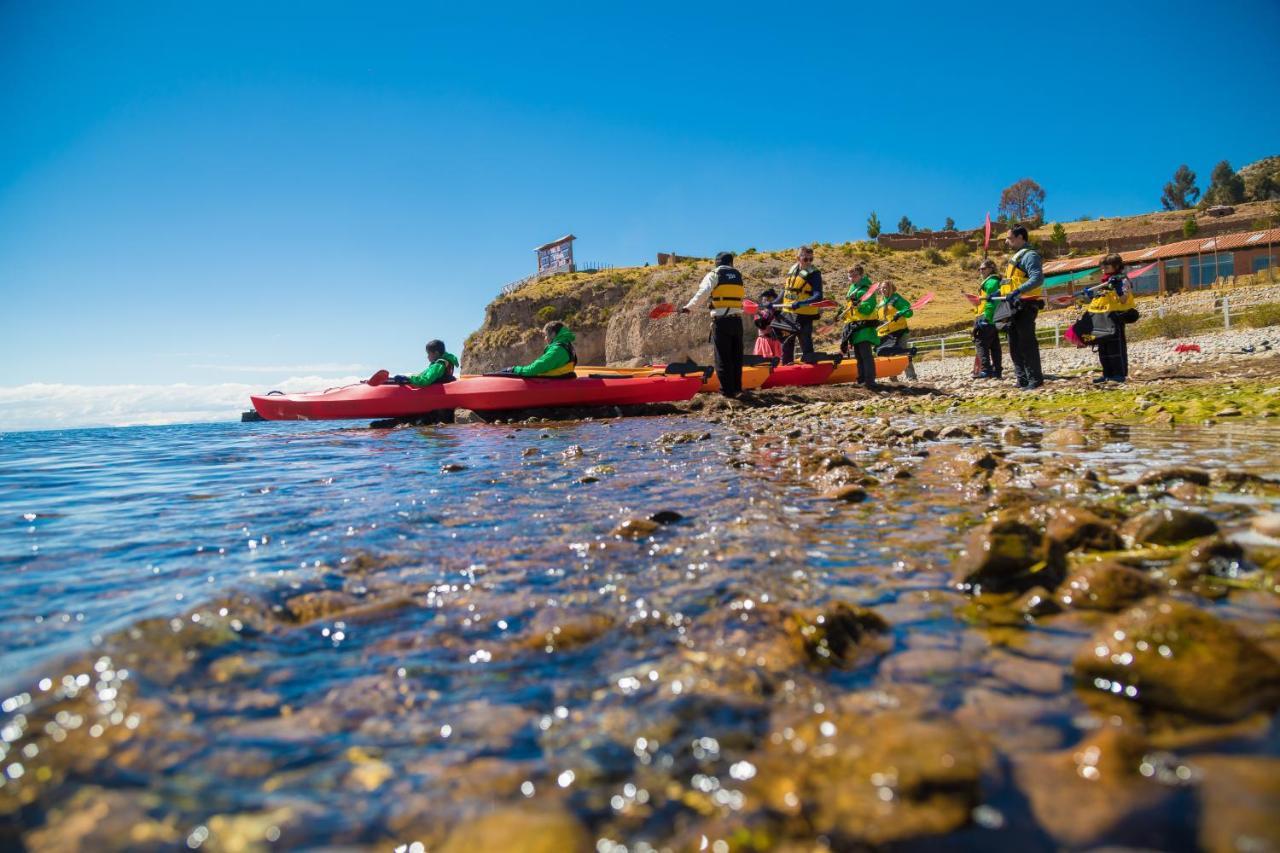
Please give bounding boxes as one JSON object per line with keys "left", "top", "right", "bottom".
{"left": 743, "top": 298, "right": 839, "bottom": 315}
{"left": 366, "top": 369, "right": 390, "bottom": 386}
{"left": 875, "top": 291, "right": 937, "bottom": 335}
{"left": 649, "top": 303, "right": 677, "bottom": 319}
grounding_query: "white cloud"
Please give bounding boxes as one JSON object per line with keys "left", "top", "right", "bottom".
{"left": 0, "top": 376, "right": 362, "bottom": 433}
{"left": 187, "top": 363, "right": 372, "bottom": 374}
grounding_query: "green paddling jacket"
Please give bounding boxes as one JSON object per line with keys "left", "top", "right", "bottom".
{"left": 843, "top": 277, "right": 880, "bottom": 347}
{"left": 512, "top": 327, "right": 578, "bottom": 377}
{"left": 406, "top": 352, "right": 459, "bottom": 387}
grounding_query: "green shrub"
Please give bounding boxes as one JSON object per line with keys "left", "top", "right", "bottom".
{"left": 923, "top": 248, "right": 946, "bottom": 265}
{"left": 1241, "top": 302, "right": 1280, "bottom": 329}
{"left": 945, "top": 241, "right": 972, "bottom": 260}
{"left": 535, "top": 305, "right": 558, "bottom": 323}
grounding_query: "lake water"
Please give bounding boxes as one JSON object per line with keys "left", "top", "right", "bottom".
{"left": 2, "top": 416, "right": 1278, "bottom": 850}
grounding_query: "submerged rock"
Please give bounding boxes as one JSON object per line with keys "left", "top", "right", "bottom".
{"left": 1057, "top": 561, "right": 1158, "bottom": 611}
{"left": 784, "top": 602, "right": 890, "bottom": 668}
{"left": 952, "top": 518, "right": 1066, "bottom": 595}
{"left": 437, "top": 804, "right": 590, "bottom": 853}
{"left": 1193, "top": 755, "right": 1280, "bottom": 853}
{"left": 747, "top": 711, "right": 983, "bottom": 846}
{"left": 1121, "top": 508, "right": 1219, "bottom": 545}
{"left": 1072, "top": 600, "right": 1280, "bottom": 721}
{"left": 1136, "top": 466, "right": 1211, "bottom": 487}
{"left": 1045, "top": 505, "right": 1124, "bottom": 552}
{"left": 1014, "top": 725, "right": 1179, "bottom": 848}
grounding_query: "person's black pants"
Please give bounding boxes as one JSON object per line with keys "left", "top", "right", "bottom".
{"left": 1097, "top": 317, "right": 1128, "bottom": 379}
{"left": 712, "top": 315, "right": 744, "bottom": 396}
{"left": 780, "top": 314, "right": 815, "bottom": 364}
{"left": 854, "top": 340, "right": 876, "bottom": 386}
{"left": 974, "top": 321, "right": 1002, "bottom": 377}
{"left": 1005, "top": 302, "right": 1043, "bottom": 384}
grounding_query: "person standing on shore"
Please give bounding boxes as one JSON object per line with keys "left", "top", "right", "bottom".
{"left": 781, "top": 246, "right": 824, "bottom": 364}
{"left": 874, "top": 279, "right": 918, "bottom": 381}
{"left": 681, "top": 251, "right": 745, "bottom": 397}
{"left": 840, "top": 268, "right": 881, "bottom": 389}
{"left": 973, "top": 259, "right": 1003, "bottom": 379}
{"left": 1000, "top": 225, "right": 1046, "bottom": 389}
{"left": 1086, "top": 253, "right": 1137, "bottom": 383}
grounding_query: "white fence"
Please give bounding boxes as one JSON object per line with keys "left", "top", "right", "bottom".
{"left": 500, "top": 263, "right": 615, "bottom": 297}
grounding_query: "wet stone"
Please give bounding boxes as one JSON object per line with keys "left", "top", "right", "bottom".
{"left": 784, "top": 602, "right": 890, "bottom": 669}
{"left": 1121, "top": 508, "right": 1219, "bottom": 545}
{"left": 648, "top": 509, "right": 684, "bottom": 524}
{"left": 822, "top": 485, "right": 867, "bottom": 503}
{"left": 952, "top": 518, "right": 1066, "bottom": 595}
{"left": 1015, "top": 586, "right": 1063, "bottom": 619}
{"left": 1072, "top": 599, "right": 1280, "bottom": 722}
{"left": 1057, "top": 561, "right": 1159, "bottom": 611}
{"left": 1045, "top": 505, "right": 1124, "bottom": 552}
{"left": 440, "top": 462, "right": 467, "bottom": 472}
{"left": 1251, "top": 512, "right": 1280, "bottom": 539}
{"left": 610, "top": 518, "right": 660, "bottom": 539}
{"left": 1136, "top": 466, "right": 1212, "bottom": 487}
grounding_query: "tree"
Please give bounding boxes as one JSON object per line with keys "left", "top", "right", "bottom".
{"left": 944, "top": 216, "right": 956, "bottom": 231}
{"left": 866, "top": 211, "right": 882, "bottom": 239}
{"left": 1182, "top": 214, "right": 1199, "bottom": 238}
{"left": 998, "top": 178, "right": 1046, "bottom": 226}
{"left": 1161, "top": 164, "right": 1200, "bottom": 210}
{"left": 1204, "top": 160, "right": 1246, "bottom": 206}
{"left": 898, "top": 215, "right": 915, "bottom": 235}
{"left": 1049, "top": 222, "right": 1068, "bottom": 254}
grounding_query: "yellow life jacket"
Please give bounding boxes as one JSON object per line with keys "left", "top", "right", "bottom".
{"left": 1087, "top": 275, "right": 1137, "bottom": 314}
{"left": 877, "top": 296, "right": 909, "bottom": 335}
{"left": 541, "top": 341, "right": 578, "bottom": 377}
{"left": 1000, "top": 248, "right": 1043, "bottom": 299}
{"left": 708, "top": 265, "right": 745, "bottom": 311}
{"left": 784, "top": 264, "right": 820, "bottom": 316}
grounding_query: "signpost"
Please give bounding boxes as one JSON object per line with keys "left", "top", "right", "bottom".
{"left": 535, "top": 234, "right": 576, "bottom": 275}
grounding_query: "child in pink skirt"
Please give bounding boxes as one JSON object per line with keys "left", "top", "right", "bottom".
{"left": 753, "top": 288, "right": 783, "bottom": 359}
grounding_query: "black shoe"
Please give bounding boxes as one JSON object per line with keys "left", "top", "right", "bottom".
{"left": 1107, "top": 376, "right": 1127, "bottom": 384}
{"left": 1025, "top": 380, "right": 1044, "bottom": 390}
{"left": 1016, "top": 379, "right": 1029, "bottom": 389}
{"left": 977, "top": 371, "right": 993, "bottom": 379}
{"left": 1092, "top": 376, "right": 1108, "bottom": 384}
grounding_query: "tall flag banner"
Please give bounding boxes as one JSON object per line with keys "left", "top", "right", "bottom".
{"left": 983, "top": 212, "right": 992, "bottom": 255}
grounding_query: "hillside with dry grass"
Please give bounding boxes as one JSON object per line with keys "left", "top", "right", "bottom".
{"left": 463, "top": 197, "right": 1280, "bottom": 371}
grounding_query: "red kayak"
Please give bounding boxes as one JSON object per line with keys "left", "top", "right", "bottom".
{"left": 250, "top": 374, "right": 703, "bottom": 421}
{"left": 760, "top": 361, "right": 838, "bottom": 388}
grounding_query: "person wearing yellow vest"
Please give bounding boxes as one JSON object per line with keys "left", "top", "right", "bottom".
{"left": 1086, "top": 253, "right": 1138, "bottom": 383}
{"left": 874, "top": 280, "right": 918, "bottom": 381}
{"left": 681, "top": 252, "right": 745, "bottom": 397}
{"left": 504, "top": 322, "right": 578, "bottom": 378}
{"left": 972, "top": 259, "right": 1004, "bottom": 379}
{"left": 780, "top": 245, "right": 824, "bottom": 364}
{"left": 839, "top": 268, "right": 881, "bottom": 389}
{"left": 1000, "top": 225, "right": 1046, "bottom": 389}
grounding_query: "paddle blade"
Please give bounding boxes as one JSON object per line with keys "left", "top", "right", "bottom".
{"left": 1049, "top": 294, "right": 1077, "bottom": 307}
{"left": 649, "top": 303, "right": 676, "bottom": 319}
{"left": 862, "top": 282, "right": 882, "bottom": 301}
{"left": 964, "top": 293, "right": 983, "bottom": 306}
{"left": 911, "top": 291, "right": 936, "bottom": 310}
{"left": 742, "top": 299, "right": 759, "bottom": 315}
{"left": 366, "top": 369, "right": 390, "bottom": 386}
{"left": 810, "top": 299, "right": 839, "bottom": 310}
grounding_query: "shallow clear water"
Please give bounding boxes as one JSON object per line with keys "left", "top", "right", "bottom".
{"left": 2, "top": 416, "right": 1279, "bottom": 849}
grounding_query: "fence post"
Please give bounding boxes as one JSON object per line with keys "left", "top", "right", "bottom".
{"left": 940, "top": 338, "right": 946, "bottom": 360}
{"left": 1053, "top": 321, "right": 1060, "bottom": 348}
{"left": 1222, "top": 296, "right": 1230, "bottom": 330}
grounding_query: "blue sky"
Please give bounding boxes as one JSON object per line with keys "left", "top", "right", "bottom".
{"left": 1, "top": 0, "right": 1277, "bottom": 422}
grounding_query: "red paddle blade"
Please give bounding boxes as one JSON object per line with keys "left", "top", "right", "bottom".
{"left": 862, "top": 282, "right": 882, "bottom": 301}
{"left": 911, "top": 291, "right": 936, "bottom": 310}
{"left": 964, "top": 293, "right": 982, "bottom": 306}
{"left": 742, "top": 300, "right": 759, "bottom": 314}
{"left": 1049, "top": 294, "right": 1077, "bottom": 307}
{"left": 649, "top": 303, "right": 676, "bottom": 319}
{"left": 366, "top": 369, "right": 390, "bottom": 386}
{"left": 810, "top": 299, "right": 839, "bottom": 310}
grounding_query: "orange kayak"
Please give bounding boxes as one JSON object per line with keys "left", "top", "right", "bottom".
{"left": 579, "top": 363, "right": 772, "bottom": 393}
{"left": 825, "top": 355, "right": 910, "bottom": 384}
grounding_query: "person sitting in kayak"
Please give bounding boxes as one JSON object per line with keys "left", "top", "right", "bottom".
{"left": 502, "top": 322, "right": 578, "bottom": 378}
{"left": 753, "top": 288, "right": 783, "bottom": 359}
{"left": 391, "top": 340, "right": 459, "bottom": 386}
